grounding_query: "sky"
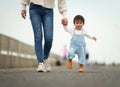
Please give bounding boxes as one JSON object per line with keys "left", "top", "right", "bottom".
{"left": 0, "top": 0, "right": 120, "bottom": 64}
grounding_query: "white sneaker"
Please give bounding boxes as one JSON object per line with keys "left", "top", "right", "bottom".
{"left": 36, "top": 63, "right": 46, "bottom": 72}
{"left": 44, "top": 59, "right": 52, "bottom": 72}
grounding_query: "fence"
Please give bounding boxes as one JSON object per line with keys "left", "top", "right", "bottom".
{"left": 0, "top": 34, "right": 37, "bottom": 69}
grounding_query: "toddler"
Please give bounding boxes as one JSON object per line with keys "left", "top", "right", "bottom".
{"left": 62, "top": 15, "right": 96, "bottom": 72}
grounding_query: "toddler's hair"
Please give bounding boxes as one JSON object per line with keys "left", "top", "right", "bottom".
{"left": 73, "top": 15, "right": 85, "bottom": 24}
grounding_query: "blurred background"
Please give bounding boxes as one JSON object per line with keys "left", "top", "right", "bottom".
{"left": 0, "top": 0, "right": 120, "bottom": 68}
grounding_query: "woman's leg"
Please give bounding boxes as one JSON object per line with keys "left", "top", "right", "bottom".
{"left": 29, "top": 3, "right": 44, "bottom": 63}
{"left": 42, "top": 8, "right": 53, "bottom": 60}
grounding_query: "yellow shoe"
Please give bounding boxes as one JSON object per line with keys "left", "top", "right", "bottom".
{"left": 78, "top": 64, "right": 84, "bottom": 72}
{"left": 67, "top": 59, "right": 72, "bottom": 69}
{"left": 78, "top": 67, "right": 84, "bottom": 72}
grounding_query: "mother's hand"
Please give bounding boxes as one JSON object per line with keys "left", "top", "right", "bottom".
{"left": 21, "top": 10, "right": 26, "bottom": 19}
{"left": 61, "top": 18, "right": 68, "bottom": 26}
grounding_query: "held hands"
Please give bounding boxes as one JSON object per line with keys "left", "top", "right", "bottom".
{"left": 93, "top": 36, "right": 97, "bottom": 41}
{"left": 21, "top": 10, "right": 26, "bottom": 19}
{"left": 61, "top": 18, "right": 68, "bottom": 26}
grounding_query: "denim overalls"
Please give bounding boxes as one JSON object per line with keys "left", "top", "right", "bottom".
{"left": 68, "top": 29, "right": 86, "bottom": 65}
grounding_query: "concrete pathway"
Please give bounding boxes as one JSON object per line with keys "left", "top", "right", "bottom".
{"left": 0, "top": 65, "right": 120, "bottom": 87}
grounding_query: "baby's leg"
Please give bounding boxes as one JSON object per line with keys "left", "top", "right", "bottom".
{"left": 77, "top": 46, "right": 86, "bottom": 72}
{"left": 67, "top": 47, "right": 75, "bottom": 69}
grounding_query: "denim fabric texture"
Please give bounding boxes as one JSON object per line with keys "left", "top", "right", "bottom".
{"left": 29, "top": 3, "right": 53, "bottom": 63}
{"left": 68, "top": 32, "right": 86, "bottom": 65}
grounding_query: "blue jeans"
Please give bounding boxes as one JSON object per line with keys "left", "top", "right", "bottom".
{"left": 29, "top": 3, "right": 53, "bottom": 63}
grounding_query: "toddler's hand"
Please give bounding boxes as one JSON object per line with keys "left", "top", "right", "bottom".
{"left": 61, "top": 18, "right": 68, "bottom": 26}
{"left": 93, "top": 36, "right": 97, "bottom": 41}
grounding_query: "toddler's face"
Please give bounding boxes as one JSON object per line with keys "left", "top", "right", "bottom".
{"left": 74, "top": 20, "right": 84, "bottom": 30}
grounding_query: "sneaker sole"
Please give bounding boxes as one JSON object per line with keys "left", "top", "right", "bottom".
{"left": 37, "top": 70, "right": 46, "bottom": 72}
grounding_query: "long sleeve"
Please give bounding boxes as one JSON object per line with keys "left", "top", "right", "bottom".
{"left": 21, "top": 0, "right": 30, "bottom": 10}
{"left": 84, "top": 30, "right": 94, "bottom": 39}
{"left": 21, "top": 0, "right": 67, "bottom": 17}
{"left": 58, "top": 0, "right": 67, "bottom": 18}
{"left": 63, "top": 26, "right": 74, "bottom": 35}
